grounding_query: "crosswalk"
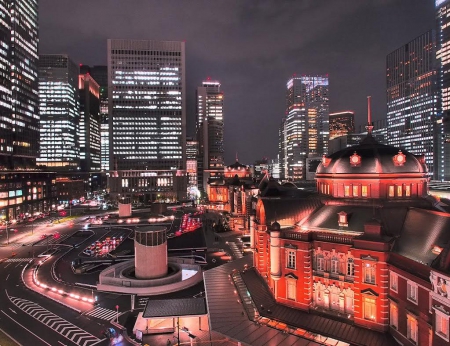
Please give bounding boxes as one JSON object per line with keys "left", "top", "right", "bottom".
{"left": 6, "top": 243, "right": 23, "bottom": 249}
{"left": 33, "top": 233, "right": 70, "bottom": 246}
{"left": 4, "top": 257, "right": 33, "bottom": 262}
{"left": 9, "top": 296, "right": 101, "bottom": 346}
{"left": 228, "top": 241, "right": 243, "bottom": 259}
{"left": 85, "top": 307, "right": 117, "bottom": 321}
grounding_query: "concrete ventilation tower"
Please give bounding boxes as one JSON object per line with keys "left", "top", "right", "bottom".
{"left": 134, "top": 226, "right": 168, "bottom": 279}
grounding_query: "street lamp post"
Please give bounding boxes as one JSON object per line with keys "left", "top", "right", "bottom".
{"left": 6, "top": 220, "right": 9, "bottom": 245}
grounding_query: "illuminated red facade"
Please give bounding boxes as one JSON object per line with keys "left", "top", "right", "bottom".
{"left": 253, "top": 134, "right": 450, "bottom": 345}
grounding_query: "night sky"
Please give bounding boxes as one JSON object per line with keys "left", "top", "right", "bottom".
{"left": 40, "top": 0, "right": 435, "bottom": 165}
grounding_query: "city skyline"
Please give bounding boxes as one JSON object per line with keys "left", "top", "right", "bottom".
{"left": 39, "top": 0, "right": 434, "bottom": 164}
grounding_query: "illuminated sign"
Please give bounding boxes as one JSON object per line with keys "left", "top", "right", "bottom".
{"left": 436, "top": 0, "right": 448, "bottom": 7}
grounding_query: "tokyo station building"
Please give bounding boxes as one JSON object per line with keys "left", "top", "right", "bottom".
{"left": 252, "top": 130, "right": 450, "bottom": 345}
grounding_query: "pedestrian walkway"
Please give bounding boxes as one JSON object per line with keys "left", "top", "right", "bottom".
{"left": 4, "top": 257, "right": 33, "bottom": 262}
{"left": 85, "top": 306, "right": 117, "bottom": 321}
{"left": 228, "top": 241, "right": 243, "bottom": 259}
{"left": 9, "top": 295, "right": 101, "bottom": 346}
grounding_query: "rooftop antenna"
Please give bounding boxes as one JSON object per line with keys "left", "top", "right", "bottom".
{"left": 236, "top": 152, "right": 238, "bottom": 162}
{"left": 365, "top": 96, "right": 374, "bottom": 135}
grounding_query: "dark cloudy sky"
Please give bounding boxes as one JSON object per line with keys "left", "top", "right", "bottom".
{"left": 40, "top": 0, "right": 435, "bottom": 164}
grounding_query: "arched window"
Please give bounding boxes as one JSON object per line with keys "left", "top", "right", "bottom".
{"left": 316, "top": 253, "right": 325, "bottom": 271}
{"left": 331, "top": 256, "right": 339, "bottom": 274}
{"left": 347, "top": 257, "right": 354, "bottom": 276}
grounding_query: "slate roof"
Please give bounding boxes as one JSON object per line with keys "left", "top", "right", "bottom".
{"left": 259, "top": 197, "right": 322, "bottom": 226}
{"left": 204, "top": 257, "right": 322, "bottom": 345}
{"left": 394, "top": 208, "right": 450, "bottom": 265}
{"left": 143, "top": 297, "right": 207, "bottom": 318}
{"left": 301, "top": 204, "right": 408, "bottom": 236}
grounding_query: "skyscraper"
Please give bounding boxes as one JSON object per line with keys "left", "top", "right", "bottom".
{"left": 196, "top": 79, "right": 224, "bottom": 190}
{"left": 387, "top": 30, "right": 438, "bottom": 177}
{"left": 37, "top": 54, "right": 80, "bottom": 171}
{"left": 0, "top": 0, "right": 39, "bottom": 170}
{"left": 80, "top": 65, "right": 109, "bottom": 171}
{"left": 186, "top": 137, "right": 199, "bottom": 198}
{"left": 107, "top": 39, "right": 186, "bottom": 171}
{"left": 78, "top": 73, "right": 101, "bottom": 172}
{"left": 329, "top": 111, "right": 355, "bottom": 140}
{"left": 437, "top": 0, "right": 450, "bottom": 180}
{"left": 279, "top": 75, "right": 329, "bottom": 181}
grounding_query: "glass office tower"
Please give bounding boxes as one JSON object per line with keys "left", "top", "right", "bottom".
{"left": 437, "top": 0, "right": 450, "bottom": 180}
{"left": 196, "top": 79, "right": 224, "bottom": 190}
{"left": 387, "top": 30, "right": 438, "bottom": 178}
{"left": 280, "top": 75, "right": 329, "bottom": 181}
{"left": 329, "top": 111, "right": 355, "bottom": 140}
{"left": 79, "top": 73, "right": 101, "bottom": 172}
{"left": 37, "top": 54, "right": 80, "bottom": 170}
{"left": 0, "top": 0, "right": 39, "bottom": 170}
{"left": 107, "top": 39, "right": 186, "bottom": 171}
{"left": 80, "top": 65, "right": 109, "bottom": 171}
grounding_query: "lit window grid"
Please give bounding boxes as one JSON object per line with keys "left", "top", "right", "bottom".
{"left": 109, "top": 41, "right": 185, "bottom": 169}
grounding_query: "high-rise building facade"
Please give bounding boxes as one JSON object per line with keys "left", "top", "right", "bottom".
{"left": 329, "top": 111, "right": 355, "bottom": 140}
{"left": 107, "top": 39, "right": 186, "bottom": 171}
{"left": 80, "top": 65, "right": 109, "bottom": 171}
{"left": 0, "top": 0, "right": 39, "bottom": 170}
{"left": 196, "top": 79, "right": 224, "bottom": 190}
{"left": 186, "top": 137, "right": 198, "bottom": 198}
{"left": 79, "top": 73, "right": 101, "bottom": 172}
{"left": 37, "top": 54, "right": 80, "bottom": 171}
{"left": 279, "top": 76, "right": 329, "bottom": 181}
{"left": 387, "top": 30, "right": 438, "bottom": 178}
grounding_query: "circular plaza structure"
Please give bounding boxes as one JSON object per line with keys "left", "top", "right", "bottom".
{"left": 97, "top": 225, "right": 203, "bottom": 296}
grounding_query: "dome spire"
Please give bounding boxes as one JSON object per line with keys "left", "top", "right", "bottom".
{"left": 366, "top": 96, "right": 374, "bottom": 135}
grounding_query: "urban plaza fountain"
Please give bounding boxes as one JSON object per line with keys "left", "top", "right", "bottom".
{"left": 97, "top": 225, "right": 202, "bottom": 295}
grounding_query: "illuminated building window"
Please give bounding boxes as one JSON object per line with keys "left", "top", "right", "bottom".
{"left": 435, "top": 308, "right": 450, "bottom": 342}
{"left": 344, "top": 185, "right": 350, "bottom": 197}
{"left": 316, "top": 253, "right": 325, "bottom": 271}
{"left": 362, "top": 185, "right": 368, "bottom": 197}
{"left": 405, "top": 184, "right": 411, "bottom": 197}
{"left": 287, "top": 250, "right": 296, "bottom": 269}
{"left": 363, "top": 262, "right": 376, "bottom": 284}
{"left": 353, "top": 185, "right": 358, "bottom": 197}
{"left": 286, "top": 278, "right": 297, "bottom": 301}
{"left": 407, "top": 281, "right": 418, "bottom": 304}
{"left": 407, "top": 314, "right": 418, "bottom": 344}
{"left": 331, "top": 256, "right": 339, "bottom": 274}
{"left": 390, "top": 272, "right": 398, "bottom": 293}
{"left": 390, "top": 302, "right": 398, "bottom": 329}
{"left": 347, "top": 257, "right": 354, "bottom": 276}
{"left": 388, "top": 186, "right": 395, "bottom": 197}
{"left": 397, "top": 185, "right": 402, "bottom": 197}
{"left": 363, "top": 297, "right": 376, "bottom": 321}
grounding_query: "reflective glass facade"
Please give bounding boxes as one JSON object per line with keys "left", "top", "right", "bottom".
{"left": 107, "top": 39, "right": 186, "bottom": 171}
{"left": 280, "top": 76, "right": 329, "bottom": 181}
{"left": 196, "top": 79, "right": 224, "bottom": 186}
{"left": 0, "top": 0, "right": 39, "bottom": 170}
{"left": 437, "top": 0, "right": 450, "bottom": 180}
{"left": 387, "top": 30, "right": 438, "bottom": 178}
{"left": 329, "top": 111, "right": 355, "bottom": 140}
{"left": 37, "top": 54, "right": 80, "bottom": 170}
{"left": 79, "top": 73, "right": 101, "bottom": 172}
{"left": 80, "top": 65, "right": 109, "bottom": 171}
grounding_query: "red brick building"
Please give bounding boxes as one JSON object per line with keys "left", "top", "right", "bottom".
{"left": 252, "top": 133, "right": 450, "bottom": 345}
